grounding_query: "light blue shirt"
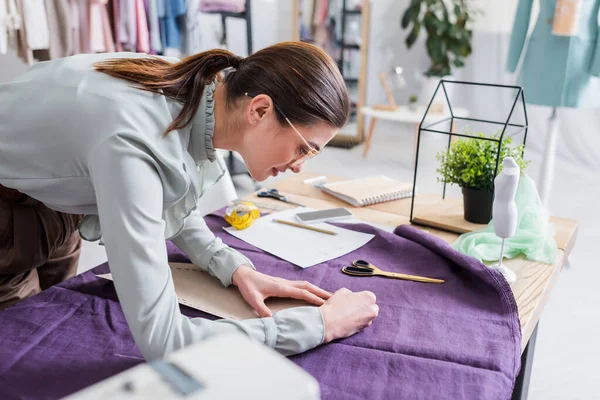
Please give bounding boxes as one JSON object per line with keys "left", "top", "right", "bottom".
{"left": 157, "top": 0, "right": 186, "bottom": 49}
{"left": 0, "top": 52, "right": 325, "bottom": 361}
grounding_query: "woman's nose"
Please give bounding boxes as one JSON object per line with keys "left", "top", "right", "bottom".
{"left": 290, "top": 163, "right": 303, "bottom": 173}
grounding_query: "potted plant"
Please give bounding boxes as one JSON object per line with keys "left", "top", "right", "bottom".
{"left": 400, "top": 0, "right": 479, "bottom": 105}
{"left": 408, "top": 94, "right": 418, "bottom": 111}
{"left": 435, "top": 129, "right": 529, "bottom": 224}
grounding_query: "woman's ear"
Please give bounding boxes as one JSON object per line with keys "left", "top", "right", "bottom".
{"left": 248, "top": 94, "right": 274, "bottom": 124}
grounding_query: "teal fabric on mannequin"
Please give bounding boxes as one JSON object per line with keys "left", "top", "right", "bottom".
{"left": 507, "top": 0, "right": 600, "bottom": 108}
{"left": 452, "top": 175, "right": 557, "bottom": 265}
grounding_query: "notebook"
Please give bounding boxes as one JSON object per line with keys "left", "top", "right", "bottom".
{"left": 318, "top": 176, "right": 414, "bottom": 207}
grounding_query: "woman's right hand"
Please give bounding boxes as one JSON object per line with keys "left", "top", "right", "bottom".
{"left": 319, "top": 288, "right": 379, "bottom": 343}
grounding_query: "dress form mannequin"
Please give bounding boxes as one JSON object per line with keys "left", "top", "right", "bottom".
{"left": 540, "top": 108, "right": 560, "bottom": 205}
{"left": 490, "top": 157, "right": 520, "bottom": 284}
{"left": 506, "top": 0, "right": 600, "bottom": 206}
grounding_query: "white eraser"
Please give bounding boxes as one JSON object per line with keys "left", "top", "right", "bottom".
{"left": 303, "top": 176, "right": 327, "bottom": 185}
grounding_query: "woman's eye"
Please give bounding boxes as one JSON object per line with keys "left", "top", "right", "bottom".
{"left": 299, "top": 147, "right": 309, "bottom": 156}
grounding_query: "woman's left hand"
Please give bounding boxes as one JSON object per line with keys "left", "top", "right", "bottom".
{"left": 232, "top": 265, "right": 332, "bottom": 318}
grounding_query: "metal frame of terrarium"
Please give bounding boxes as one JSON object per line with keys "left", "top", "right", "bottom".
{"left": 409, "top": 79, "right": 529, "bottom": 227}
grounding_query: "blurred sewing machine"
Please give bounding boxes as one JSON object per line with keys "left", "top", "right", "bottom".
{"left": 63, "top": 334, "right": 320, "bottom": 400}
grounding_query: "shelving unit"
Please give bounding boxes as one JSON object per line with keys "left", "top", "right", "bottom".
{"left": 203, "top": 0, "right": 253, "bottom": 179}
{"left": 337, "top": 0, "right": 362, "bottom": 118}
{"left": 327, "top": 0, "right": 370, "bottom": 149}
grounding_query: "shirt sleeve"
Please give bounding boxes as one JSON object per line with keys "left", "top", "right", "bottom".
{"left": 506, "top": 0, "right": 534, "bottom": 73}
{"left": 170, "top": 209, "right": 253, "bottom": 287}
{"left": 88, "top": 135, "right": 325, "bottom": 361}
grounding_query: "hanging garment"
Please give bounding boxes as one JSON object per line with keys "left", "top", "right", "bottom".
{"left": 101, "top": 0, "right": 116, "bottom": 52}
{"left": 119, "top": 0, "right": 136, "bottom": 51}
{"left": 507, "top": 0, "right": 600, "bottom": 108}
{"left": 0, "top": 0, "right": 8, "bottom": 54}
{"left": 300, "top": 0, "right": 314, "bottom": 39}
{"left": 86, "top": 0, "right": 115, "bottom": 53}
{"left": 33, "top": 0, "right": 72, "bottom": 60}
{"left": 147, "top": 0, "right": 162, "bottom": 53}
{"left": 68, "top": 0, "right": 80, "bottom": 54}
{"left": 181, "top": 0, "right": 201, "bottom": 56}
{"left": 199, "top": 0, "right": 245, "bottom": 13}
{"left": 157, "top": 0, "right": 186, "bottom": 50}
{"left": 77, "top": 0, "right": 91, "bottom": 53}
{"left": 89, "top": 0, "right": 104, "bottom": 51}
{"left": 135, "top": 0, "right": 150, "bottom": 53}
{"left": 111, "top": 0, "right": 123, "bottom": 51}
{"left": 106, "top": 0, "right": 115, "bottom": 36}
{"left": 5, "top": 0, "right": 21, "bottom": 38}
{"left": 21, "top": 0, "right": 50, "bottom": 50}
{"left": 89, "top": 0, "right": 115, "bottom": 52}
{"left": 13, "top": 0, "right": 33, "bottom": 64}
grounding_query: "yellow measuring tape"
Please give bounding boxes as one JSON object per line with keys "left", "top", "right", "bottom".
{"left": 224, "top": 201, "right": 261, "bottom": 230}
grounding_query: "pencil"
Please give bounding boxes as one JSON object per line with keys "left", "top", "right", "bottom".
{"left": 272, "top": 219, "right": 337, "bottom": 235}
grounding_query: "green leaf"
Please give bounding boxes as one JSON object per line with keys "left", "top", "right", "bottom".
{"left": 435, "top": 128, "right": 529, "bottom": 191}
{"left": 441, "top": 1, "right": 449, "bottom": 21}
{"left": 456, "top": 43, "right": 470, "bottom": 57}
{"left": 447, "top": 24, "right": 459, "bottom": 38}
{"left": 424, "top": 11, "right": 437, "bottom": 33}
{"left": 440, "top": 64, "right": 451, "bottom": 76}
{"left": 426, "top": 35, "right": 443, "bottom": 61}
{"left": 447, "top": 38, "right": 461, "bottom": 56}
{"left": 405, "top": 23, "right": 420, "bottom": 48}
{"left": 401, "top": 6, "right": 414, "bottom": 29}
{"left": 402, "top": 0, "right": 476, "bottom": 76}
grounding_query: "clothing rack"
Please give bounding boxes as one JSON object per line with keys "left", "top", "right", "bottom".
{"left": 204, "top": 0, "right": 254, "bottom": 180}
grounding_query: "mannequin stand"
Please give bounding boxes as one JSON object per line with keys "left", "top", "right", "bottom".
{"left": 492, "top": 239, "right": 517, "bottom": 284}
{"left": 538, "top": 107, "right": 559, "bottom": 207}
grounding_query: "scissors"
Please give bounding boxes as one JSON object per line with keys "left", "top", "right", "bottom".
{"left": 257, "top": 188, "right": 306, "bottom": 207}
{"left": 342, "top": 259, "right": 444, "bottom": 284}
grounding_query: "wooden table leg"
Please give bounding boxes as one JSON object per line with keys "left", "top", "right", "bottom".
{"left": 362, "top": 117, "right": 378, "bottom": 158}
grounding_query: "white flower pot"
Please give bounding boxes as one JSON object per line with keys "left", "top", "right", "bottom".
{"left": 418, "top": 75, "right": 454, "bottom": 112}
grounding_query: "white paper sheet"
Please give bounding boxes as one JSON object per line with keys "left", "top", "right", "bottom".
{"left": 223, "top": 208, "right": 375, "bottom": 268}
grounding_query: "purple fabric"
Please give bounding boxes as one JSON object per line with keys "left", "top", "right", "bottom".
{"left": 0, "top": 211, "right": 521, "bottom": 400}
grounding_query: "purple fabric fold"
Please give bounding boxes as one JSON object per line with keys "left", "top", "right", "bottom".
{"left": 0, "top": 212, "right": 520, "bottom": 400}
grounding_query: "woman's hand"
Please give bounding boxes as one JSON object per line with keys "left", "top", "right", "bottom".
{"left": 319, "top": 288, "right": 379, "bottom": 343}
{"left": 232, "top": 265, "right": 332, "bottom": 317}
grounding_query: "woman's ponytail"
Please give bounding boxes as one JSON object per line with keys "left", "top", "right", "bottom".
{"left": 96, "top": 42, "right": 349, "bottom": 139}
{"left": 94, "top": 49, "right": 242, "bottom": 135}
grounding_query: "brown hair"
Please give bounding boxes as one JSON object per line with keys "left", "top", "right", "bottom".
{"left": 94, "top": 42, "right": 350, "bottom": 136}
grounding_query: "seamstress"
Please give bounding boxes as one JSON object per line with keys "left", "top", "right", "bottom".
{"left": 0, "top": 42, "right": 379, "bottom": 360}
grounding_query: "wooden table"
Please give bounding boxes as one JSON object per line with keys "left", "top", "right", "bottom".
{"left": 243, "top": 172, "right": 579, "bottom": 400}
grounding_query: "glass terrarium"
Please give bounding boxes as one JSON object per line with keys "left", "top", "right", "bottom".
{"left": 409, "top": 80, "right": 529, "bottom": 232}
